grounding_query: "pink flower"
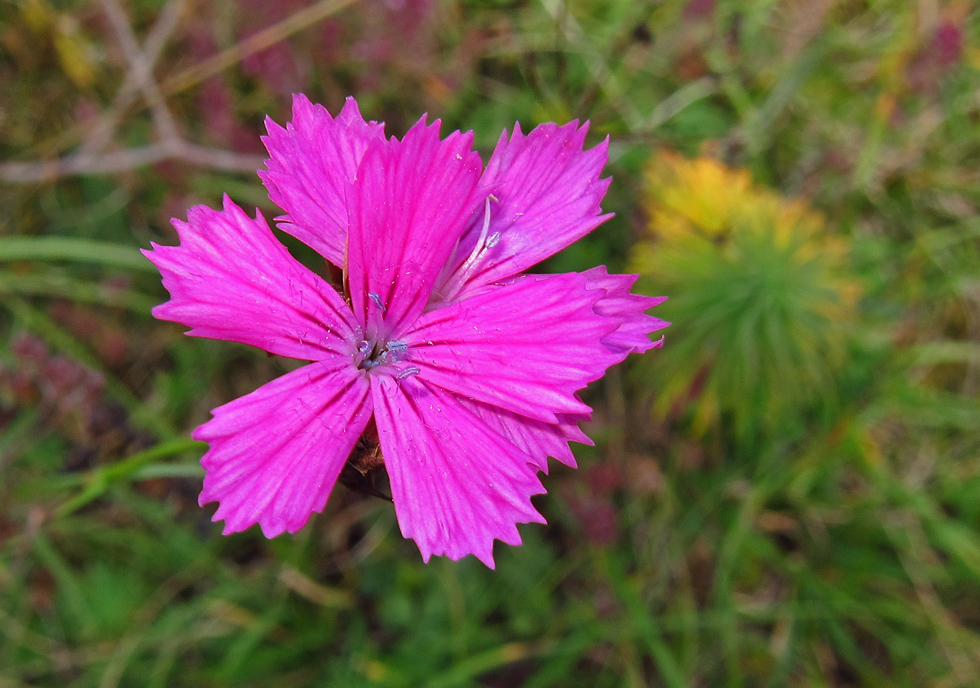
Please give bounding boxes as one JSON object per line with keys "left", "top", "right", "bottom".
{"left": 144, "top": 95, "right": 667, "bottom": 567}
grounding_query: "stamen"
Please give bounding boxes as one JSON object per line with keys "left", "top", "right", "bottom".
{"left": 396, "top": 366, "right": 420, "bottom": 379}
{"left": 368, "top": 292, "right": 386, "bottom": 312}
{"left": 358, "top": 337, "right": 411, "bottom": 372}
{"left": 464, "top": 197, "right": 494, "bottom": 269}
{"left": 440, "top": 197, "right": 498, "bottom": 299}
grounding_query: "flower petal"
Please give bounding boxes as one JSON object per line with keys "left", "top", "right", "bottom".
{"left": 196, "top": 357, "right": 372, "bottom": 537}
{"left": 259, "top": 95, "right": 385, "bottom": 266}
{"left": 346, "top": 117, "right": 483, "bottom": 341}
{"left": 436, "top": 121, "right": 612, "bottom": 302}
{"left": 144, "top": 196, "right": 358, "bottom": 360}
{"left": 404, "top": 272, "right": 620, "bottom": 423}
{"left": 372, "top": 375, "right": 546, "bottom": 568}
{"left": 583, "top": 266, "right": 669, "bottom": 358}
{"left": 462, "top": 399, "right": 592, "bottom": 473}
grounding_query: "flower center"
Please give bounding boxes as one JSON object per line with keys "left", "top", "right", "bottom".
{"left": 355, "top": 338, "right": 419, "bottom": 379}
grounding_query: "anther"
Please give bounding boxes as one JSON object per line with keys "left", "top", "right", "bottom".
{"left": 368, "top": 292, "right": 386, "bottom": 311}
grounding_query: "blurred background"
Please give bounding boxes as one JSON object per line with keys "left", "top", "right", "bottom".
{"left": 2, "top": 0, "right": 980, "bottom": 685}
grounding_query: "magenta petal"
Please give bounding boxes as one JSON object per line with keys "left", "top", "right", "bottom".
{"left": 436, "top": 122, "right": 612, "bottom": 302}
{"left": 463, "top": 399, "right": 592, "bottom": 473}
{"left": 346, "top": 117, "right": 483, "bottom": 340}
{"left": 372, "top": 375, "right": 546, "bottom": 568}
{"left": 260, "top": 95, "right": 385, "bottom": 266}
{"left": 143, "top": 196, "right": 358, "bottom": 360}
{"left": 404, "top": 272, "right": 620, "bottom": 423}
{"left": 196, "top": 357, "right": 372, "bottom": 537}
{"left": 583, "top": 266, "right": 669, "bottom": 358}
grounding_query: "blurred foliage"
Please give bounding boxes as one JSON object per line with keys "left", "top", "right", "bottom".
{"left": 2, "top": 0, "right": 980, "bottom": 687}
{"left": 632, "top": 152, "right": 860, "bottom": 439}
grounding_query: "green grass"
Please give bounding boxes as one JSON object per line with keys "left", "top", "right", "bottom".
{"left": 2, "top": 0, "right": 980, "bottom": 685}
